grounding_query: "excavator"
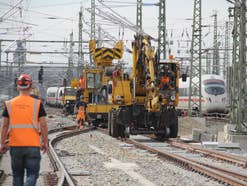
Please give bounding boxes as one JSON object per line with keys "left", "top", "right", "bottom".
{"left": 108, "top": 34, "right": 183, "bottom": 140}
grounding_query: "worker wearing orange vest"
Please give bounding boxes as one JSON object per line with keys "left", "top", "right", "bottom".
{"left": 79, "top": 75, "right": 85, "bottom": 90}
{"left": 159, "top": 65, "right": 175, "bottom": 90}
{"left": 75, "top": 95, "right": 87, "bottom": 129}
{"left": 112, "top": 66, "right": 121, "bottom": 86}
{"left": 0, "top": 74, "right": 48, "bottom": 186}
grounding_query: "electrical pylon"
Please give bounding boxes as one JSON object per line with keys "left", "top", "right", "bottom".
{"left": 224, "top": 21, "right": 230, "bottom": 78}
{"left": 67, "top": 32, "right": 74, "bottom": 82}
{"left": 158, "top": 0, "right": 166, "bottom": 61}
{"left": 188, "top": 0, "right": 202, "bottom": 116}
{"left": 206, "top": 50, "right": 211, "bottom": 74}
{"left": 91, "top": 0, "right": 96, "bottom": 40}
{"left": 78, "top": 6, "right": 84, "bottom": 76}
{"left": 212, "top": 13, "right": 220, "bottom": 75}
{"left": 231, "top": 0, "right": 247, "bottom": 132}
{"left": 90, "top": 0, "right": 95, "bottom": 65}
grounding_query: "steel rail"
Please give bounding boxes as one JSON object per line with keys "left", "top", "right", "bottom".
{"left": 49, "top": 126, "right": 92, "bottom": 186}
{"left": 128, "top": 138, "right": 247, "bottom": 186}
{"left": 169, "top": 140, "right": 247, "bottom": 167}
{"left": 47, "top": 126, "right": 77, "bottom": 186}
{"left": 89, "top": 128, "right": 247, "bottom": 185}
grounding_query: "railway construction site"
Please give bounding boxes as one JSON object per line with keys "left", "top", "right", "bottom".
{"left": 1, "top": 107, "right": 247, "bottom": 186}
{"left": 0, "top": 0, "right": 247, "bottom": 185}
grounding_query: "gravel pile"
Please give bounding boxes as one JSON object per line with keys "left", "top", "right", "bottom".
{"left": 55, "top": 130, "right": 223, "bottom": 186}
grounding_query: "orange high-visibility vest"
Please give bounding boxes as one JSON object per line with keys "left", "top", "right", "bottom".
{"left": 5, "top": 95, "right": 41, "bottom": 147}
{"left": 161, "top": 76, "right": 170, "bottom": 83}
{"left": 77, "top": 106, "right": 85, "bottom": 120}
{"left": 79, "top": 77, "right": 85, "bottom": 89}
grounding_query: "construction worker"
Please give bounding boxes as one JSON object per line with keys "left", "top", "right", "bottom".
{"left": 78, "top": 74, "right": 85, "bottom": 90}
{"left": 75, "top": 95, "right": 87, "bottom": 129}
{"left": 0, "top": 73, "right": 48, "bottom": 186}
{"left": 112, "top": 65, "right": 121, "bottom": 86}
{"left": 159, "top": 65, "right": 175, "bottom": 90}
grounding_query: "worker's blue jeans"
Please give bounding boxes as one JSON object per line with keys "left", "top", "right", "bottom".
{"left": 9, "top": 147, "right": 41, "bottom": 186}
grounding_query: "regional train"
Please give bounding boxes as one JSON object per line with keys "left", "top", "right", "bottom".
{"left": 46, "top": 86, "right": 77, "bottom": 107}
{"left": 178, "top": 74, "right": 229, "bottom": 115}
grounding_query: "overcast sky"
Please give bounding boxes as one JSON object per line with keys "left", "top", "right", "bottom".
{"left": 0, "top": 0, "right": 231, "bottom": 66}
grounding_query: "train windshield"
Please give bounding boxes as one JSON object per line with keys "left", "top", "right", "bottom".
{"left": 204, "top": 79, "right": 225, "bottom": 95}
{"left": 65, "top": 88, "right": 76, "bottom": 96}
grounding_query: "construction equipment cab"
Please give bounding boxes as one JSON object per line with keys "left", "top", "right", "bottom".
{"left": 157, "top": 58, "right": 179, "bottom": 107}
{"left": 58, "top": 87, "right": 77, "bottom": 115}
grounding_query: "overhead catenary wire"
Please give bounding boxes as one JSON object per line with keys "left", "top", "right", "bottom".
{"left": 0, "top": 2, "right": 74, "bottom": 21}
{"left": 0, "top": 0, "right": 23, "bottom": 21}
{"left": 95, "top": 0, "right": 157, "bottom": 40}
{"left": 81, "top": 14, "right": 132, "bottom": 53}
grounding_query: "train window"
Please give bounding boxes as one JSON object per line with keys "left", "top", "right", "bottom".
{"left": 48, "top": 92, "right": 56, "bottom": 97}
{"left": 65, "top": 88, "right": 76, "bottom": 96}
{"left": 204, "top": 86, "right": 225, "bottom": 95}
{"left": 179, "top": 88, "right": 188, "bottom": 96}
{"left": 204, "top": 80, "right": 225, "bottom": 95}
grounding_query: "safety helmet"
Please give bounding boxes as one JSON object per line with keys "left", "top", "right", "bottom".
{"left": 80, "top": 95, "right": 84, "bottom": 99}
{"left": 16, "top": 74, "right": 32, "bottom": 89}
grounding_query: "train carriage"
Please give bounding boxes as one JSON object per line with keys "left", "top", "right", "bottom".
{"left": 178, "top": 74, "right": 229, "bottom": 115}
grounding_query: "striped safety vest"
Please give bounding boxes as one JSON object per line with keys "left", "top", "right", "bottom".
{"left": 5, "top": 95, "right": 41, "bottom": 147}
{"left": 76, "top": 103, "right": 86, "bottom": 120}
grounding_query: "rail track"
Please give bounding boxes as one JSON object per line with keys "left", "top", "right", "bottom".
{"left": 0, "top": 123, "right": 92, "bottom": 186}
{"left": 1, "top": 105, "right": 246, "bottom": 186}
{"left": 48, "top": 125, "right": 94, "bottom": 186}
{"left": 98, "top": 128, "right": 247, "bottom": 186}
{"left": 129, "top": 138, "right": 247, "bottom": 186}
{"left": 168, "top": 139, "right": 247, "bottom": 167}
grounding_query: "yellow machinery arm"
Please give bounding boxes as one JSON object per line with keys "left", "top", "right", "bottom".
{"left": 143, "top": 38, "right": 159, "bottom": 112}
{"left": 131, "top": 35, "right": 159, "bottom": 112}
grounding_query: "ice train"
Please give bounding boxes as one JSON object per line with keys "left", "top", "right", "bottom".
{"left": 178, "top": 74, "right": 229, "bottom": 114}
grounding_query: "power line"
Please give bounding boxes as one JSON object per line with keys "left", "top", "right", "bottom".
{"left": 0, "top": 0, "right": 23, "bottom": 21}
{"left": 0, "top": 2, "right": 74, "bottom": 21}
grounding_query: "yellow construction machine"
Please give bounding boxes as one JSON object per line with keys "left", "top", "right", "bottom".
{"left": 81, "top": 40, "right": 128, "bottom": 126}
{"left": 108, "top": 35, "right": 183, "bottom": 140}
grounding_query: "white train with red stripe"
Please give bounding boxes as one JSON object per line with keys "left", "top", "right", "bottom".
{"left": 46, "top": 86, "right": 77, "bottom": 107}
{"left": 178, "top": 74, "right": 229, "bottom": 114}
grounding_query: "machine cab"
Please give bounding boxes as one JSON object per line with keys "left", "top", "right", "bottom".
{"left": 83, "top": 68, "right": 103, "bottom": 104}
{"left": 157, "top": 60, "right": 180, "bottom": 106}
